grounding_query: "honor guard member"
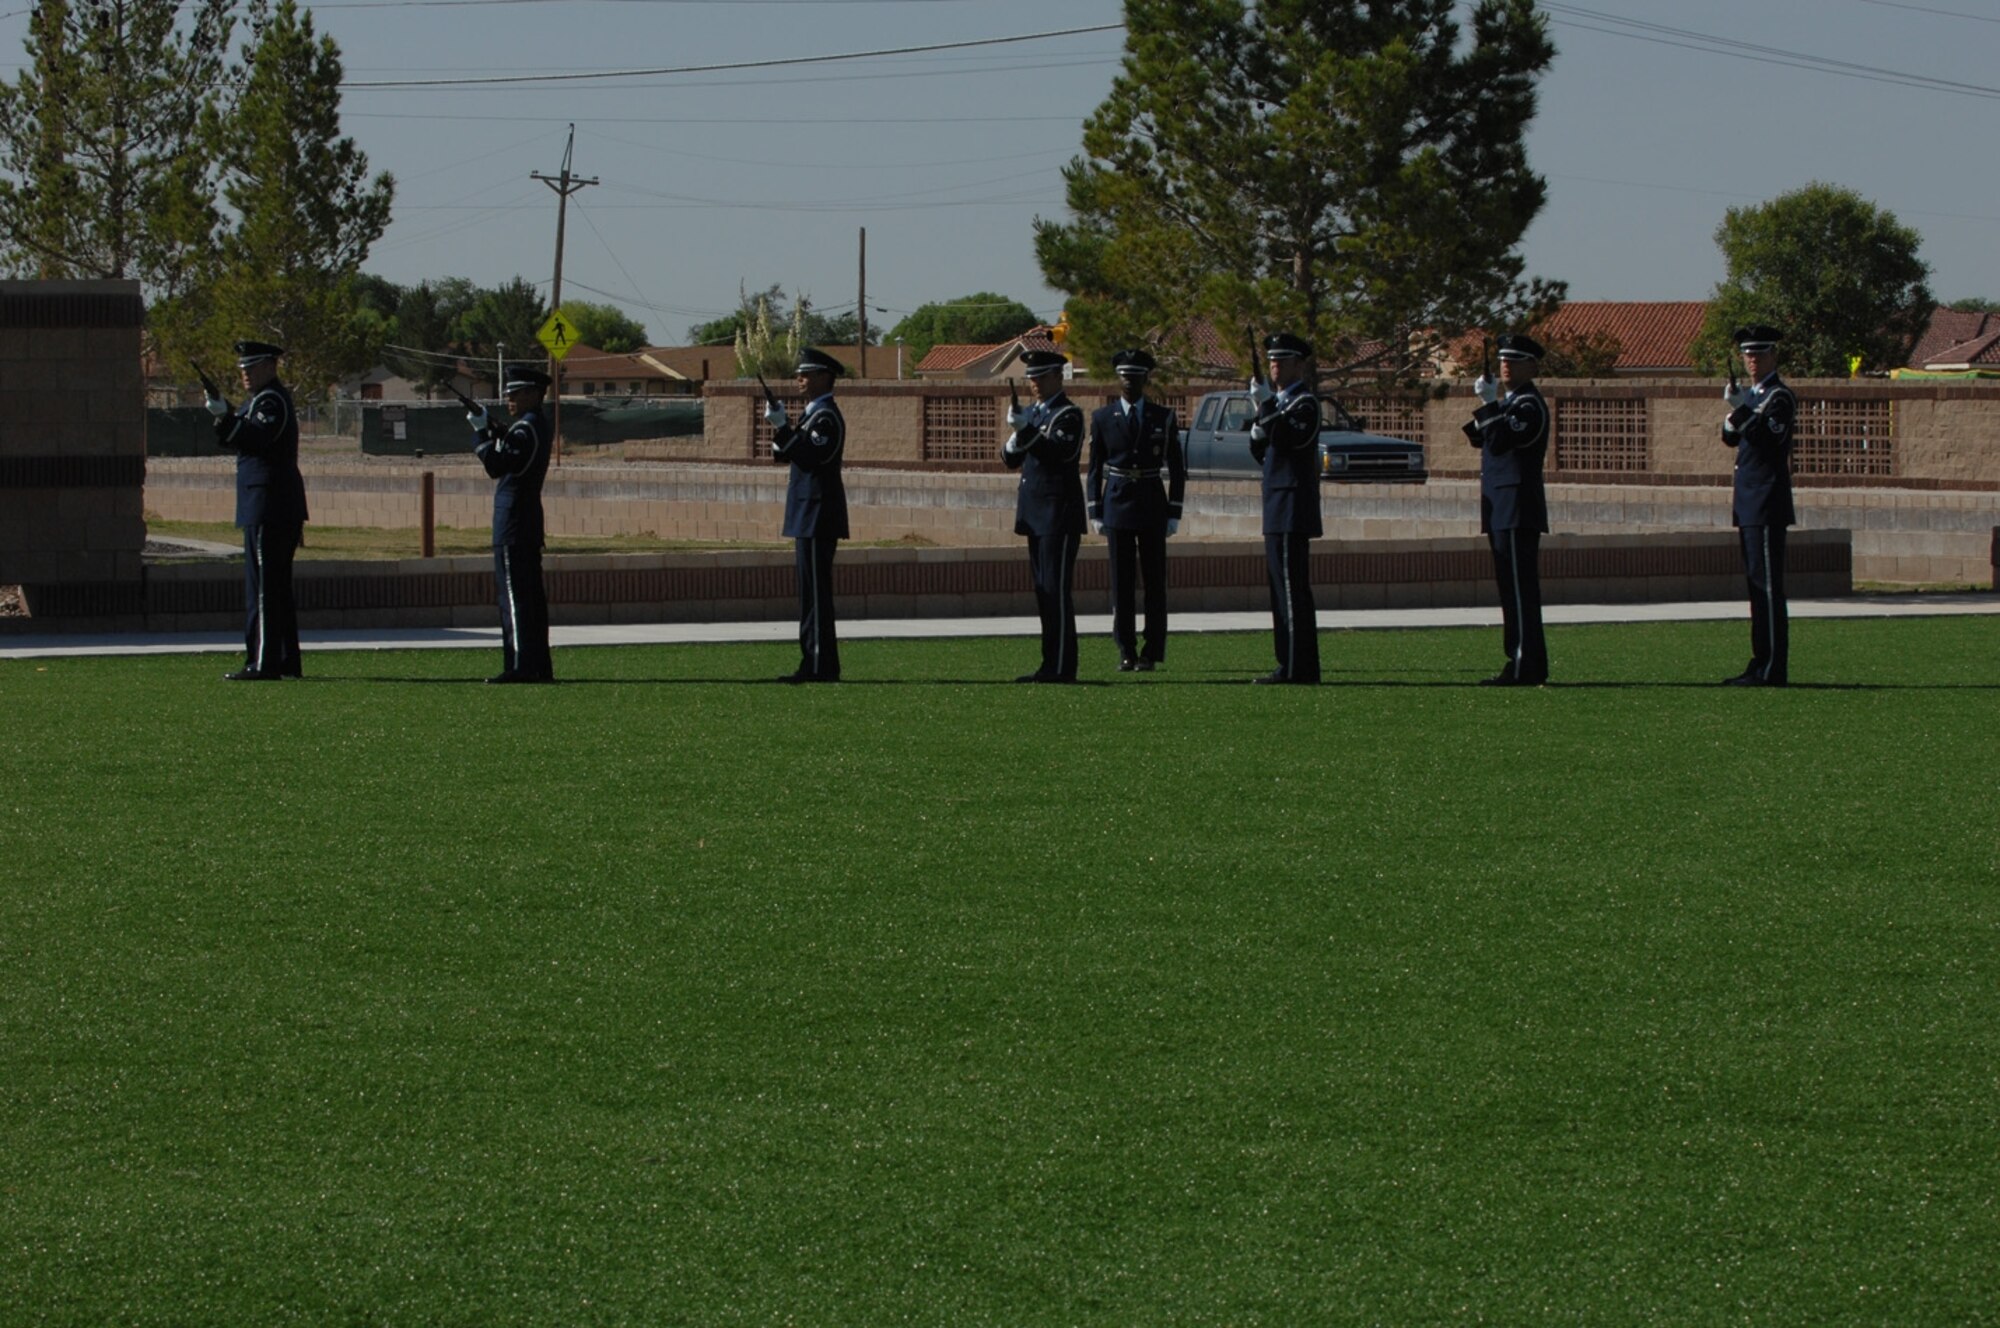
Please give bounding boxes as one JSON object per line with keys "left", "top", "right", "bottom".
{"left": 1004, "top": 349, "right": 1087, "bottom": 682}
{"left": 766, "top": 347, "right": 848, "bottom": 683}
{"left": 207, "top": 339, "right": 307, "bottom": 680}
{"left": 1462, "top": 333, "right": 1551, "bottom": 686}
{"left": 466, "top": 364, "right": 555, "bottom": 684}
{"left": 1087, "top": 348, "right": 1187, "bottom": 671}
{"left": 1721, "top": 324, "right": 1796, "bottom": 686}
{"left": 1248, "top": 332, "right": 1322, "bottom": 684}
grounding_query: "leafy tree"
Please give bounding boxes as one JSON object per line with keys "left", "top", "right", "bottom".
{"left": 689, "top": 282, "right": 787, "bottom": 345}
{"left": 0, "top": 0, "right": 234, "bottom": 290}
{"left": 805, "top": 308, "right": 876, "bottom": 349}
{"left": 885, "top": 293, "right": 1040, "bottom": 366}
{"left": 1036, "top": 0, "right": 1561, "bottom": 388}
{"left": 1945, "top": 297, "right": 2000, "bottom": 314}
{"left": 452, "top": 275, "right": 545, "bottom": 359}
{"left": 564, "top": 299, "right": 648, "bottom": 354}
{"left": 154, "top": 0, "right": 393, "bottom": 397}
{"left": 1693, "top": 183, "right": 1931, "bottom": 378}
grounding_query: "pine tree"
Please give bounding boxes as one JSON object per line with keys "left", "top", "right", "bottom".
{"left": 166, "top": 0, "right": 392, "bottom": 397}
{"left": 1035, "top": 0, "right": 1561, "bottom": 386}
{"left": 0, "top": 0, "right": 234, "bottom": 286}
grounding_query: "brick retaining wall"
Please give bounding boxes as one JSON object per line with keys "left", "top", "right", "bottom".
{"left": 10, "top": 531, "right": 1850, "bottom": 632}
{"left": 144, "top": 458, "right": 1984, "bottom": 585}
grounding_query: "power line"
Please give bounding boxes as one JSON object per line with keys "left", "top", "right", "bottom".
{"left": 1542, "top": 4, "right": 2000, "bottom": 101}
{"left": 343, "top": 22, "right": 1123, "bottom": 89}
{"left": 1854, "top": 0, "right": 2000, "bottom": 22}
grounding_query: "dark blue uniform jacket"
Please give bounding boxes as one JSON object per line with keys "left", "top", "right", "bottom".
{"left": 1724, "top": 374, "right": 1797, "bottom": 528}
{"left": 1465, "top": 384, "right": 1550, "bottom": 534}
{"left": 1087, "top": 397, "right": 1185, "bottom": 531}
{"left": 217, "top": 383, "right": 308, "bottom": 529}
{"left": 1252, "top": 383, "right": 1323, "bottom": 537}
{"left": 476, "top": 408, "right": 553, "bottom": 546}
{"left": 1005, "top": 393, "right": 1088, "bottom": 536}
{"left": 774, "top": 395, "right": 850, "bottom": 540}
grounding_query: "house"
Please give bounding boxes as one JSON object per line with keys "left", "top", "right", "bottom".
{"left": 639, "top": 343, "right": 878, "bottom": 388}
{"left": 914, "top": 326, "right": 1078, "bottom": 380}
{"left": 555, "top": 344, "right": 690, "bottom": 397}
{"left": 1904, "top": 306, "right": 2000, "bottom": 375}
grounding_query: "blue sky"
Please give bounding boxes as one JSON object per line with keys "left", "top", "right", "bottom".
{"left": 3, "top": 0, "right": 1993, "bottom": 343}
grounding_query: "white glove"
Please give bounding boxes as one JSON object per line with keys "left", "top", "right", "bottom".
{"left": 1090, "top": 519, "right": 1105, "bottom": 536}
{"left": 205, "top": 395, "right": 230, "bottom": 418}
{"left": 1249, "top": 378, "right": 1275, "bottom": 406}
{"left": 764, "top": 400, "right": 788, "bottom": 429}
{"left": 1250, "top": 422, "right": 1268, "bottom": 443}
{"left": 1475, "top": 375, "right": 1499, "bottom": 405}
{"left": 1723, "top": 384, "right": 1751, "bottom": 409}
{"left": 465, "top": 405, "right": 489, "bottom": 432}
{"left": 1166, "top": 518, "right": 1179, "bottom": 537}
{"left": 1006, "top": 405, "right": 1029, "bottom": 429}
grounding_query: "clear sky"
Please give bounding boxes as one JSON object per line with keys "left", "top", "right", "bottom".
{"left": 3, "top": 0, "right": 1993, "bottom": 344}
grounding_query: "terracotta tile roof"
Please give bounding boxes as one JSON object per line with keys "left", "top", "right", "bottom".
{"left": 1910, "top": 307, "right": 2000, "bottom": 367}
{"left": 1532, "top": 301, "right": 1708, "bottom": 372}
{"left": 915, "top": 343, "right": 999, "bottom": 373}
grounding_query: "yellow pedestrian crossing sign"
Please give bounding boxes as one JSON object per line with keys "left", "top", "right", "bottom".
{"left": 537, "top": 309, "right": 579, "bottom": 360}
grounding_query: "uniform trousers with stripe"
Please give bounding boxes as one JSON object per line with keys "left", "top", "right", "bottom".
{"left": 494, "top": 542, "right": 552, "bottom": 679}
{"left": 1263, "top": 533, "right": 1321, "bottom": 683}
{"left": 1740, "top": 525, "right": 1788, "bottom": 683}
{"left": 1107, "top": 526, "right": 1168, "bottom": 663}
{"left": 794, "top": 535, "right": 841, "bottom": 680}
{"left": 242, "top": 523, "right": 303, "bottom": 675}
{"left": 1488, "top": 528, "right": 1548, "bottom": 682}
{"left": 1027, "top": 531, "right": 1081, "bottom": 679}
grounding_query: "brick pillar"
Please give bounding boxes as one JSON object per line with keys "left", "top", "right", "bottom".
{"left": 0, "top": 280, "right": 147, "bottom": 620}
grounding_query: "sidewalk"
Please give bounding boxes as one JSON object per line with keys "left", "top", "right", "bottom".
{"left": 3, "top": 595, "right": 1994, "bottom": 660}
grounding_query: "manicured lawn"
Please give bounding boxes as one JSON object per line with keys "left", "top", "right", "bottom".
{"left": 3, "top": 617, "right": 1996, "bottom": 1324}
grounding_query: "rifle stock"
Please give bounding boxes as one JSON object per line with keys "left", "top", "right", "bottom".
{"left": 754, "top": 373, "right": 780, "bottom": 408}
{"left": 1246, "top": 325, "right": 1264, "bottom": 385}
{"left": 1481, "top": 336, "right": 1492, "bottom": 384}
{"left": 1727, "top": 351, "right": 1740, "bottom": 393}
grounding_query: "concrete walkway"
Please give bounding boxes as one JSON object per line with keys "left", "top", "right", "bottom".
{"left": 3, "top": 594, "right": 1995, "bottom": 659}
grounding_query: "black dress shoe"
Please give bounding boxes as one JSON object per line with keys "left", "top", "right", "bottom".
{"left": 1117, "top": 657, "right": 1139, "bottom": 672}
{"left": 487, "top": 670, "right": 526, "bottom": 685}
{"left": 1252, "top": 670, "right": 1289, "bottom": 685}
{"left": 1014, "top": 671, "right": 1048, "bottom": 684}
{"left": 1135, "top": 658, "right": 1157, "bottom": 672}
{"left": 223, "top": 667, "right": 281, "bottom": 681}
{"left": 1724, "top": 672, "right": 1783, "bottom": 687}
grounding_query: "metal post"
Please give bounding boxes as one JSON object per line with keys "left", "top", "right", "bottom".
{"left": 420, "top": 470, "right": 436, "bottom": 558}
{"left": 857, "top": 226, "right": 867, "bottom": 379}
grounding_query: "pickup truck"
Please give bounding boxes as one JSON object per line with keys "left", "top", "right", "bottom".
{"left": 1179, "top": 389, "right": 1428, "bottom": 483}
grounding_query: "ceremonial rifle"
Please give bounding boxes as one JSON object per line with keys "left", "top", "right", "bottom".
{"left": 191, "top": 360, "right": 224, "bottom": 402}
{"left": 1727, "top": 350, "right": 1741, "bottom": 396}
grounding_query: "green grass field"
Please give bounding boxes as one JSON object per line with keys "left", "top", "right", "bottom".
{"left": 3, "top": 618, "right": 1997, "bottom": 1325}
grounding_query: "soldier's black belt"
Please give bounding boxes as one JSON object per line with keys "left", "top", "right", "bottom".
{"left": 1107, "top": 467, "right": 1162, "bottom": 479}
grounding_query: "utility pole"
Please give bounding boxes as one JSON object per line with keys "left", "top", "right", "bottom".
{"left": 857, "top": 227, "right": 868, "bottom": 379}
{"left": 531, "top": 125, "right": 597, "bottom": 463}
